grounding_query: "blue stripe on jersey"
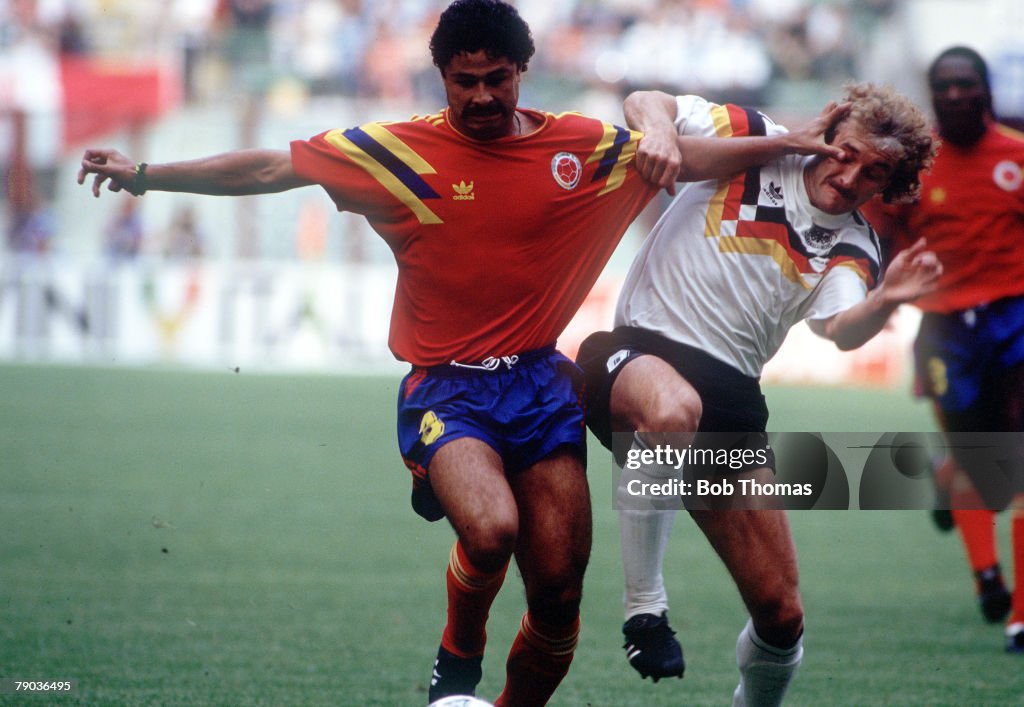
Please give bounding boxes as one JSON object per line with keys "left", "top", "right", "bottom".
{"left": 591, "top": 126, "right": 631, "bottom": 182}
{"left": 342, "top": 127, "right": 441, "bottom": 201}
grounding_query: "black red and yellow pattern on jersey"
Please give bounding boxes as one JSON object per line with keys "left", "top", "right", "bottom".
{"left": 615, "top": 95, "right": 881, "bottom": 378}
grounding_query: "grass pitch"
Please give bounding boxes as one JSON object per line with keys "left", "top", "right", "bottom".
{"left": 1, "top": 365, "right": 1019, "bottom": 706}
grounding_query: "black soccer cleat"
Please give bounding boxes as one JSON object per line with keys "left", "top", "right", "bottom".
{"left": 928, "top": 459, "right": 954, "bottom": 533}
{"left": 427, "top": 645, "right": 483, "bottom": 703}
{"left": 622, "top": 612, "right": 685, "bottom": 682}
{"left": 930, "top": 508, "right": 955, "bottom": 533}
{"left": 977, "top": 565, "right": 1012, "bottom": 624}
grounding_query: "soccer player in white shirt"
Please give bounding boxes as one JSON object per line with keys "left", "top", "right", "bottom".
{"left": 578, "top": 83, "right": 940, "bottom": 706}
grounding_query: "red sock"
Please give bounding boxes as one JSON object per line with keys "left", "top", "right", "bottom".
{"left": 948, "top": 463, "right": 985, "bottom": 509}
{"left": 440, "top": 541, "right": 508, "bottom": 658}
{"left": 1011, "top": 509, "right": 1024, "bottom": 625}
{"left": 494, "top": 612, "right": 580, "bottom": 707}
{"left": 952, "top": 508, "right": 998, "bottom": 575}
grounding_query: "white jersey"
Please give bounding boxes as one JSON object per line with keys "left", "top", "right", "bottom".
{"left": 615, "top": 95, "right": 882, "bottom": 378}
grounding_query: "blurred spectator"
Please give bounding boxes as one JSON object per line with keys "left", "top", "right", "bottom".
{"left": 599, "top": 0, "right": 771, "bottom": 102}
{"left": 361, "top": 18, "right": 415, "bottom": 101}
{"left": 8, "top": 199, "right": 55, "bottom": 253}
{"left": 278, "top": 0, "right": 369, "bottom": 95}
{"left": 168, "top": 0, "right": 219, "bottom": 102}
{"left": 104, "top": 198, "right": 144, "bottom": 259}
{"left": 748, "top": 0, "right": 862, "bottom": 83}
{"left": 294, "top": 197, "right": 327, "bottom": 261}
{"left": 805, "top": 2, "right": 856, "bottom": 81}
{"left": 5, "top": 109, "right": 54, "bottom": 254}
{"left": 163, "top": 203, "right": 205, "bottom": 259}
{"left": 2, "top": 0, "right": 56, "bottom": 49}
{"left": 216, "top": 0, "right": 274, "bottom": 93}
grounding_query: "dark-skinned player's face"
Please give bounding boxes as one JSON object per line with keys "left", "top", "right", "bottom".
{"left": 442, "top": 50, "right": 521, "bottom": 141}
{"left": 930, "top": 55, "right": 989, "bottom": 146}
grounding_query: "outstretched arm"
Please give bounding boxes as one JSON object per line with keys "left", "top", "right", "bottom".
{"left": 624, "top": 90, "right": 849, "bottom": 191}
{"left": 78, "top": 148, "right": 314, "bottom": 198}
{"left": 810, "top": 237, "right": 942, "bottom": 350}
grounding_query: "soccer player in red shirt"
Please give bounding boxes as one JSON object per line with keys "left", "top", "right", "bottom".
{"left": 78, "top": 3, "right": 655, "bottom": 702}
{"left": 867, "top": 46, "right": 1024, "bottom": 654}
{"left": 77, "top": 2, "right": 867, "bottom": 701}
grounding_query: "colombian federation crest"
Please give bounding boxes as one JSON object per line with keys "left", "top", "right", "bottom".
{"left": 551, "top": 152, "right": 582, "bottom": 190}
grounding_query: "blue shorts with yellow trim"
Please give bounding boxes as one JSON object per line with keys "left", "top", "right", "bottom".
{"left": 397, "top": 346, "right": 587, "bottom": 521}
{"left": 913, "top": 296, "right": 1024, "bottom": 416}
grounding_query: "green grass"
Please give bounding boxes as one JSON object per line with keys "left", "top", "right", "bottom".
{"left": 1, "top": 366, "right": 1018, "bottom": 706}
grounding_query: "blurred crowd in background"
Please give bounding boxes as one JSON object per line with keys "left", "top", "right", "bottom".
{"left": 3, "top": 0, "right": 892, "bottom": 101}
{"left": 0, "top": 0, "right": 1020, "bottom": 261}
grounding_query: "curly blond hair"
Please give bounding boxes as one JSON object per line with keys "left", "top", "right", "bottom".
{"left": 837, "top": 82, "right": 938, "bottom": 203}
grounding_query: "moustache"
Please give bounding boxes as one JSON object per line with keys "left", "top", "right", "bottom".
{"left": 829, "top": 182, "right": 856, "bottom": 201}
{"left": 463, "top": 107, "right": 505, "bottom": 119}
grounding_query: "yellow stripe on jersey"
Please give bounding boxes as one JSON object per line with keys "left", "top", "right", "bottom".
{"left": 704, "top": 181, "right": 731, "bottom": 238}
{"left": 324, "top": 126, "right": 443, "bottom": 225}
{"left": 994, "top": 122, "right": 1024, "bottom": 141}
{"left": 709, "top": 103, "right": 736, "bottom": 138}
{"left": 717, "top": 235, "right": 810, "bottom": 288}
{"left": 409, "top": 112, "right": 446, "bottom": 128}
{"left": 584, "top": 121, "right": 644, "bottom": 196}
{"left": 832, "top": 258, "right": 872, "bottom": 283}
{"left": 703, "top": 104, "right": 739, "bottom": 236}
{"left": 596, "top": 139, "right": 640, "bottom": 196}
{"left": 360, "top": 122, "right": 438, "bottom": 174}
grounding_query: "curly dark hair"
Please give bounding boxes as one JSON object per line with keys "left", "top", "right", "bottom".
{"left": 429, "top": 0, "right": 535, "bottom": 73}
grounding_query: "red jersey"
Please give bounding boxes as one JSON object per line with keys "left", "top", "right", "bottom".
{"left": 872, "top": 123, "right": 1024, "bottom": 313}
{"left": 290, "top": 108, "right": 656, "bottom": 366}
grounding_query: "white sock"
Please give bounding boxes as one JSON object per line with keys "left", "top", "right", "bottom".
{"left": 619, "top": 507, "right": 676, "bottom": 619}
{"left": 617, "top": 433, "right": 681, "bottom": 620}
{"left": 732, "top": 618, "right": 803, "bottom": 707}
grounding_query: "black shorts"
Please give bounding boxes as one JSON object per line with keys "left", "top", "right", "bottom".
{"left": 576, "top": 327, "right": 773, "bottom": 472}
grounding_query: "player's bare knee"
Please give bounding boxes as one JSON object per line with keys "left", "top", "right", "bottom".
{"left": 525, "top": 578, "right": 583, "bottom": 625}
{"left": 458, "top": 519, "right": 518, "bottom": 572}
{"left": 752, "top": 595, "right": 804, "bottom": 647}
{"left": 522, "top": 550, "right": 585, "bottom": 616}
{"left": 638, "top": 390, "right": 702, "bottom": 447}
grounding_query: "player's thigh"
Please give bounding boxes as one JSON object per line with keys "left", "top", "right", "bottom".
{"left": 938, "top": 367, "right": 1024, "bottom": 508}
{"left": 690, "top": 507, "right": 802, "bottom": 621}
{"left": 510, "top": 447, "right": 592, "bottom": 598}
{"left": 430, "top": 437, "right": 518, "bottom": 568}
{"left": 610, "top": 354, "right": 702, "bottom": 447}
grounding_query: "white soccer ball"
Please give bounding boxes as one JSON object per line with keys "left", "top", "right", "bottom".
{"left": 427, "top": 696, "right": 494, "bottom": 707}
